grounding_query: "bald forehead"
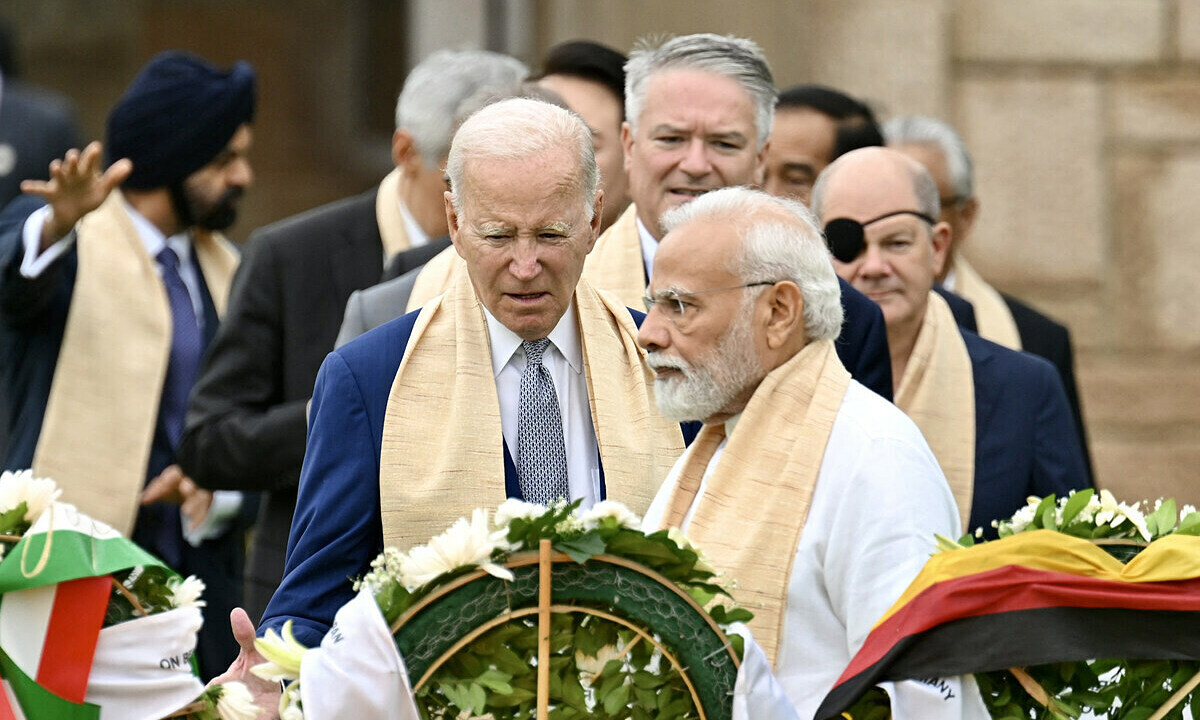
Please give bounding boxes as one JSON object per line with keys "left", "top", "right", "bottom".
{"left": 820, "top": 148, "right": 922, "bottom": 217}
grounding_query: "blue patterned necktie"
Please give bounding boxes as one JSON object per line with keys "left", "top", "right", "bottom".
{"left": 156, "top": 246, "right": 203, "bottom": 449}
{"left": 516, "top": 338, "right": 570, "bottom": 505}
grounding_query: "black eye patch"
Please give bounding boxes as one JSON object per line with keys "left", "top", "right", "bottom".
{"left": 821, "top": 210, "right": 937, "bottom": 263}
{"left": 822, "top": 218, "right": 866, "bottom": 263}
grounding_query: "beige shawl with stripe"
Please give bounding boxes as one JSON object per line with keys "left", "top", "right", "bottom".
{"left": 655, "top": 339, "right": 850, "bottom": 666}
{"left": 32, "top": 191, "right": 238, "bottom": 535}
{"left": 952, "top": 256, "right": 1022, "bottom": 350}
{"left": 581, "top": 204, "right": 645, "bottom": 308}
{"left": 894, "top": 292, "right": 976, "bottom": 529}
{"left": 379, "top": 273, "right": 684, "bottom": 551}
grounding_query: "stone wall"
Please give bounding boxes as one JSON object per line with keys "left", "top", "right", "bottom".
{"left": 8, "top": 0, "right": 1197, "bottom": 506}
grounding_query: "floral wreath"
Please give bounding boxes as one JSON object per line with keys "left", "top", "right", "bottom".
{"left": 0, "top": 470, "right": 257, "bottom": 720}
{"left": 256, "top": 498, "right": 751, "bottom": 720}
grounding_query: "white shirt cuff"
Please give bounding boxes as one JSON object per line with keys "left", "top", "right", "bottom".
{"left": 20, "top": 206, "right": 76, "bottom": 278}
{"left": 182, "top": 490, "right": 243, "bottom": 547}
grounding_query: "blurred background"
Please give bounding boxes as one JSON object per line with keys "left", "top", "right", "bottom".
{"left": 5, "top": 0, "right": 1197, "bottom": 507}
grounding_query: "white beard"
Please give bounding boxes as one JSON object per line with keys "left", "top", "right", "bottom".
{"left": 646, "top": 303, "right": 763, "bottom": 423}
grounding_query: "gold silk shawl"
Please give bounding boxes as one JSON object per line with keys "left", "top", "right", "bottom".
{"left": 379, "top": 274, "right": 684, "bottom": 551}
{"left": 32, "top": 190, "right": 238, "bottom": 535}
{"left": 952, "top": 256, "right": 1022, "bottom": 350}
{"left": 581, "top": 204, "right": 645, "bottom": 308}
{"left": 894, "top": 292, "right": 976, "bottom": 530}
{"left": 375, "top": 168, "right": 412, "bottom": 259}
{"left": 655, "top": 339, "right": 850, "bottom": 666}
{"left": 404, "top": 245, "right": 464, "bottom": 313}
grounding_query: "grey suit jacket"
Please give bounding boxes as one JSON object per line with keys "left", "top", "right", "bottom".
{"left": 335, "top": 238, "right": 450, "bottom": 347}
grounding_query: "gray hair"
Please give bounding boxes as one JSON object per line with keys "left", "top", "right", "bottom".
{"left": 625, "top": 33, "right": 776, "bottom": 151}
{"left": 883, "top": 115, "right": 974, "bottom": 200}
{"left": 395, "top": 49, "right": 528, "bottom": 167}
{"left": 661, "top": 186, "right": 844, "bottom": 342}
{"left": 446, "top": 97, "right": 599, "bottom": 220}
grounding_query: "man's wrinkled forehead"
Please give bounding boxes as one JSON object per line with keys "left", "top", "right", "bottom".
{"left": 820, "top": 150, "right": 921, "bottom": 221}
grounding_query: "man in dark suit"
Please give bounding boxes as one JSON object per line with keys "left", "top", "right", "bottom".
{"left": 885, "top": 114, "right": 1091, "bottom": 478}
{"left": 177, "top": 49, "right": 528, "bottom": 623}
{"left": 0, "top": 51, "right": 256, "bottom": 679}
{"left": 812, "top": 147, "right": 1089, "bottom": 536}
{"left": 213, "top": 101, "right": 692, "bottom": 712}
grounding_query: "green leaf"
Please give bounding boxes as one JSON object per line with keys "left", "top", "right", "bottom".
{"left": 0, "top": 502, "right": 28, "bottom": 535}
{"left": 475, "top": 668, "right": 513, "bottom": 694}
{"left": 710, "top": 605, "right": 754, "bottom": 625}
{"left": 554, "top": 531, "right": 607, "bottom": 564}
{"left": 1060, "top": 489, "right": 1094, "bottom": 526}
{"left": 1176, "top": 511, "right": 1200, "bottom": 536}
{"left": 1147, "top": 499, "right": 1177, "bottom": 538}
{"left": 602, "top": 682, "right": 630, "bottom": 715}
{"left": 1037, "top": 495, "right": 1059, "bottom": 532}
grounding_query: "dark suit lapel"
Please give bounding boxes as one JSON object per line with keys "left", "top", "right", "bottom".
{"left": 329, "top": 191, "right": 385, "bottom": 302}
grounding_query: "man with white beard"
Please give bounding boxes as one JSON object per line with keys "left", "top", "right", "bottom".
{"left": 638, "top": 186, "right": 989, "bottom": 720}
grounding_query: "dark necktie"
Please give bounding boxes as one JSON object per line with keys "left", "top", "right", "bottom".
{"left": 156, "top": 246, "right": 203, "bottom": 449}
{"left": 516, "top": 338, "right": 570, "bottom": 505}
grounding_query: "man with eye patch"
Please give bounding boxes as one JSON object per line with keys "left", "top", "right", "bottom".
{"left": 810, "top": 147, "right": 1089, "bottom": 538}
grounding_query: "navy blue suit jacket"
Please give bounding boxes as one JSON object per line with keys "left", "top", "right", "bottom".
{"left": 962, "top": 330, "right": 1090, "bottom": 537}
{"left": 835, "top": 277, "right": 892, "bottom": 401}
{"left": 260, "top": 305, "right": 697, "bottom": 646}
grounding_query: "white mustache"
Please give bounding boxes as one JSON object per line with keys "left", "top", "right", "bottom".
{"left": 645, "top": 353, "right": 689, "bottom": 374}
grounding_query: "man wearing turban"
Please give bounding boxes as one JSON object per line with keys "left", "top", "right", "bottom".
{"left": 0, "top": 50, "right": 256, "bottom": 679}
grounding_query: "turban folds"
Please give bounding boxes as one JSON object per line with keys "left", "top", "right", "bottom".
{"left": 105, "top": 50, "right": 256, "bottom": 190}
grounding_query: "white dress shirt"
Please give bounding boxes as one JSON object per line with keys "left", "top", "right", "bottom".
{"left": 643, "top": 381, "right": 990, "bottom": 720}
{"left": 636, "top": 216, "right": 658, "bottom": 282}
{"left": 19, "top": 201, "right": 240, "bottom": 543}
{"left": 397, "top": 196, "right": 430, "bottom": 248}
{"left": 483, "top": 302, "right": 602, "bottom": 508}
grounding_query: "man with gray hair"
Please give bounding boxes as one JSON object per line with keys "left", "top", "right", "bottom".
{"left": 638, "top": 185, "right": 988, "bottom": 719}
{"left": 885, "top": 114, "right": 1090, "bottom": 476}
{"left": 583, "top": 32, "right": 895, "bottom": 400}
{"left": 213, "top": 99, "right": 687, "bottom": 697}
{"left": 178, "top": 49, "right": 527, "bottom": 623}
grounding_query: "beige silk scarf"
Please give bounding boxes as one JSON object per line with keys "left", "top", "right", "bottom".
{"left": 580, "top": 204, "right": 645, "bottom": 308}
{"left": 404, "top": 245, "right": 463, "bottom": 313}
{"left": 655, "top": 339, "right": 850, "bottom": 666}
{"left": 375, "top": 168, "right": 412, "bottom": 260}
{"left": 893, "top": 291, "right": 976, "bottom": 530}
{"left": 952, "top": 256, "right": 1022, "bottom": 350}
{"left": 32, "top": 191, "right": 238, "bottom": 535}
{"left": 379, "top": 274, "right": 684, "bottom": 551}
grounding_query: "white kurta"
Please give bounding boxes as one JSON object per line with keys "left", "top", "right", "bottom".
{"left": 643, "top": 381, "right": 991, "bottom": 720}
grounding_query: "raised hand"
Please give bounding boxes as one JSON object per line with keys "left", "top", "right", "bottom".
{"left": 20, "top": 141, "right": 133, "bottom": 251}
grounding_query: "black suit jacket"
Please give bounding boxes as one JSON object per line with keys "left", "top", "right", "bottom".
{"left": 179, "top": 187, "right": 387, "bottom": 621}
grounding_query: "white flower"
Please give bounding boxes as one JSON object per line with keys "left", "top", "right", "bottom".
{"left": 213, "top": 681, "right": 259, "bottom": 720}
{"left": 580, "top": 501, "right": 641, "bottom": 530}
{"left": 493, "top": 498, "right": 546, "bottom": 527}
{"left": 1092, "top": 489, "right": 1122, "bottom": 526}
{"left": 576, "top": 643, "right": 625, "bottom": 682}
{"left": 667, "top": 527, "right": 715, "bottom": 574}
{"left": 168, "top": 575, "right": 207, "bottom": 609}
{"left": 997, "top": 499, "right": 1040, "bottom": 535}
{"left": 252, "top": 620, "right": 306, "bottom": 682}
{"left": 355, "top": 546, "right": 406, "bottom": 593}
{"left": 279, "top": 681, "right": 304, "bottom": 720}
{"left": 1181, "top": 505, "right": 1197, "bottom": 522}
{"left": 0, "top": 469, "right": 62, "bottom": 524}
{"left": 400, "top": 508, "right": 513, "bottom": 589}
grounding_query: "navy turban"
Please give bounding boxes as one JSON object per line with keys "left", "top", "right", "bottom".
{"left": 105, "top": 50, "right": 256, "bottom": 190}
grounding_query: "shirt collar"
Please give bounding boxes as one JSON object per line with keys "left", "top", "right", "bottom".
{"left": 124, "top": 199, "right": 191, "bottom": 264}
{"left": 482, "top": 299, "right": 583, "bottom": 377}
{"left": 396, "top": 195, "right": 430, "bottom": 249}
{"left": 636, "top": 215, "right": 658, "bottom": 282}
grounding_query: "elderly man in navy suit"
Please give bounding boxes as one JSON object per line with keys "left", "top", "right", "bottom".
{"left": 811, "top": 147, "right": 1090, "bottom": 537}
